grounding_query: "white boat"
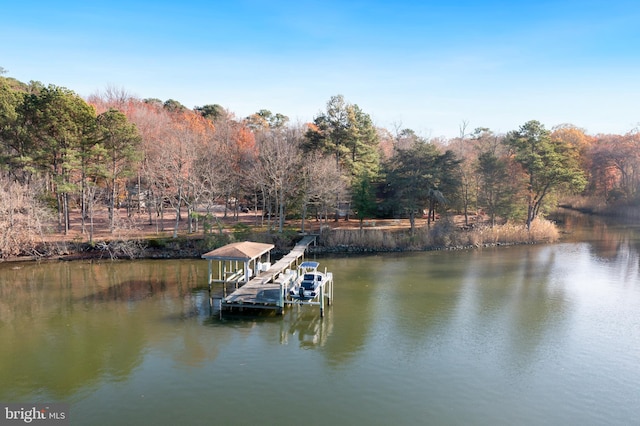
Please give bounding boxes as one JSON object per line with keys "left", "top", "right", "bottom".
{"left": 289, "top": 261, "right": 328, "bottom": 301}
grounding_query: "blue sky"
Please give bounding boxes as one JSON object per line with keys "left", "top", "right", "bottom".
{"left": 2, "top": 0, "right": 639, "bottom": 137}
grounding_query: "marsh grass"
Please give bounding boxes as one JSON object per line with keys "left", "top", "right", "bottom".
{"left": 321, "top": 217, "right": 559, "bottom": 251}
{"left": 561, "top": 195, "right": 640, "bottom": 222}
{"left": 465, "top": 218, "right": 559, "bottom": 246}
{"left": 323, "top": 227, "right": 404, "bottom": 250}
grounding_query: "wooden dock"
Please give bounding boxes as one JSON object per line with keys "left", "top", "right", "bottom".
{"left": 202, "top": 236, "right": 332, "bottom": 316}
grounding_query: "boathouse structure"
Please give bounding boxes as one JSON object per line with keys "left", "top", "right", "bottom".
{"left": 201, "top": 236, "right": 333, "bottom": 316}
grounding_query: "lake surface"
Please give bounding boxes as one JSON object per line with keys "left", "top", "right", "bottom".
{"left": 1, "top": 213, "right": 639, "bottom": 425}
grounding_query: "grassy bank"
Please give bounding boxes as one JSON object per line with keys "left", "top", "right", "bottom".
{"left": 317, "top": 217, "right": 559, "bottom": 252}
{"left": 5, "top": 215, "right": 560, "bottom": 262}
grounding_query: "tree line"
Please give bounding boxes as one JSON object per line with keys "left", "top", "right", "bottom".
{"left": 1, "top": 70, "right": 638, "bottom": 256}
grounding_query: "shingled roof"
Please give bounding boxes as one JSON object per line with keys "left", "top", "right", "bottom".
{"left": 201, "top": 241, "right": 274, "bottom": 261}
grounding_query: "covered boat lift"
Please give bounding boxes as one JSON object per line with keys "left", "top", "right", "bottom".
{"left": 201, "top": 241, "right": 274, "bottom": 288}
{"left": 202, "top": 236, "right": 331, "bottom": 316}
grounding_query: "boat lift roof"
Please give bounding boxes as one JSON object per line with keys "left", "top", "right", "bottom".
{"left": 201, "top": 241, "right": 274, "bottom": 262}
{"left": 299, "top": 261, "right": 319, "bottom": 269}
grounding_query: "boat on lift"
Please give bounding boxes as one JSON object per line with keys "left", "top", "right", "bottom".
{"left": 289, "top": 261, "right": 328, "bottom": 301}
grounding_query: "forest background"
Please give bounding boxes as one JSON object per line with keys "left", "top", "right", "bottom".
{"left": 1, "top": 68, "right": 638, "bottom": 260}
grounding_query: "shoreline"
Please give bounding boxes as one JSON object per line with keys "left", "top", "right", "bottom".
{"left": 0, "top": 231, "right": 543, "bottom": 264}
{"left": 13, "top": 203, "right": 631, "bottom": 264}
{"left": 5, "top": 209, "right": 605, "bottom": 264}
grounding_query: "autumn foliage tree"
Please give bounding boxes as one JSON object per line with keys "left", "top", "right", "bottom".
{"left": 506, "top": 120, "right": 587, "bottom": 229}
{"left": 588, "top": 132, "right": 640, "bottom": 202}
{"left": 5, "top": 69, "right": 640, "bottom": 256}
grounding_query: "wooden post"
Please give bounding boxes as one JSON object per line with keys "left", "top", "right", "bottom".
{"left": 207, "top": 260, "right": 213, "bottom": 315}
{"left": 330, "top": 277, "right": 333, "bottom": 305}
{"left": 326, "top": 268, "right": 332, "bottom": 306}
{"left": 222, "top": 261, "right": 227, "bottom": 296}
{"left": 207, "top": 260, "right": 213, "bottom": 291}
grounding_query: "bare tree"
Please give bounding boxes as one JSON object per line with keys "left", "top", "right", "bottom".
{"left": 254, "top": 126, "right": 305, "bottom": 233}
{"left": 0, "top": 175, "right": 53, "bottom": 258}
{"left": 299, "top": 151, "right": 345, "bottom": 232}
{"left": 87, "top": 85, "right": 136, "bottom": 114}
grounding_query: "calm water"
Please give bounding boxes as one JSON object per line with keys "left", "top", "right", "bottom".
{"left": 1, "top": 214, "right": 639, "bottom": 425}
